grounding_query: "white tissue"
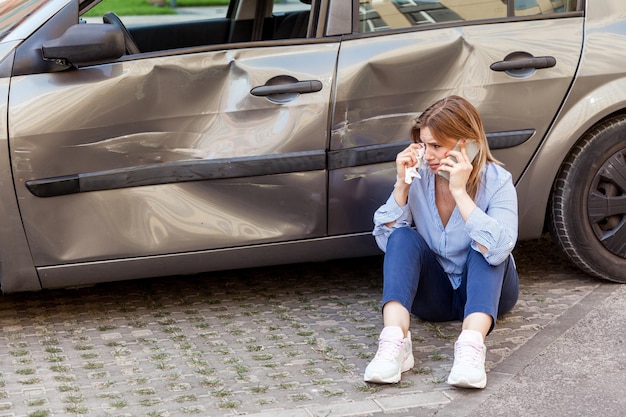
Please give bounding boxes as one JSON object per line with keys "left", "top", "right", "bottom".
{"left": 404, "top": 147, "right": 425, "bottom": 184}
{"left": 404, "top": 166, "right": 420, "bottom": 184}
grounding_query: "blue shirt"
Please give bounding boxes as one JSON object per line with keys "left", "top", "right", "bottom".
{"left": 372, "top": 163, "right": 518, "bottom": 289}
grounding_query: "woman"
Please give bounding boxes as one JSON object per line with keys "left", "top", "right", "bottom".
{"left": 364, "top": 96, "right": 519, "bottom": 389}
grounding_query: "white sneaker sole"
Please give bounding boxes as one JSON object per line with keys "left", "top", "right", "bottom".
{"left": 446, "top": 373, "right": 486, "bottom": 389}
{"left": 363, "top": 354, "right": 415, "bottom": 384}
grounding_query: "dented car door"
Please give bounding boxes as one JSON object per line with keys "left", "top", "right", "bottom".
{"left": 328, "top": 0, "right": 583, "bottom": 235}
{"left": 9, "top": 17, "right": 338, "bottom": 272}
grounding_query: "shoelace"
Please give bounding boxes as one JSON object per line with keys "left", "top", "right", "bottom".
{"left": 374, "top": 337, "right": 403, "bottom": 361}
{"left": 455, "top": 341, "right": 484, "bottom": 367}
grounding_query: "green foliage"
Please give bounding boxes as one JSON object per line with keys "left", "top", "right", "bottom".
{"left": 85, "top": 0, "right": 229, "bottom": 17}
{"left": 176, "top": 0, "right": 229, "bottom": 6}
{"left": 86, "top": 0, "right": 174, "bottom": 16}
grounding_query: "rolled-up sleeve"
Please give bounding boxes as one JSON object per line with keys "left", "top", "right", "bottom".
{"left": 372, "top": 194, "right": 413, "bottom": 252}
{"left": 464, "top": 176, "right": 518, "bottom": 265}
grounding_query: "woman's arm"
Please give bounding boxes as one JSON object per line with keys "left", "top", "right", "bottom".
{"left": 372, "top": 143, "right": 424, "bottom": 250}
{"left": 444, "top": 143, "right": 517, "bottom": 264}
{"left": 372, "top": 194, "right": 413, "bottom": 252}
{"left": 391, "top": 143, "right": 424, "bottom": 211}
{"left": 464, "top": 179, "right": 517, "bottom": 265}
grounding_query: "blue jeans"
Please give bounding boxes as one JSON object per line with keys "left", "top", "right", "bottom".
{"left": 381, "top": 227, "right": 519, "bottom": 333}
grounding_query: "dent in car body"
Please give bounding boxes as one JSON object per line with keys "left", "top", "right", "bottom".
{"left": 328, "top": 17, "right": 583, "bottom": 235}
{"left": 1, "top": 0, "right": 621, "bottom": 292}
{"left": 10, "top": 44, "right": 339, "bottom": 265}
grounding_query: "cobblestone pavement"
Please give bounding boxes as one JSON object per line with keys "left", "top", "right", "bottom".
{"left": 0, "top": 236, "right": 602, "bottom": 417}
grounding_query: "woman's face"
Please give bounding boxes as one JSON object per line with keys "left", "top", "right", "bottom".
{"left": 419, "top": 127, "right": 455, "bottom": 174}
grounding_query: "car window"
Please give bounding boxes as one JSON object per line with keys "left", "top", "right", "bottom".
{"left": 359, "top": 0, "right": 579, "bottom": 33}
{"left": 0, "top": 0, "right": 45, "bottom": 40}
{"left": 82, "top": 0, "right": 312, "bottom": 54}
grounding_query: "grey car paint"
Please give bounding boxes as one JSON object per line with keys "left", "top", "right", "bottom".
{"left": 11, "top": 43, "right": 337, "bottom": 262}
{"left": 516, "top": 2, "right": 626, "bottom": 236}
{"left": 328, "top": 16, "right": 583, "bottom": 235}
{"left": 0, "top": 0, "right": 624, "bottom": 293}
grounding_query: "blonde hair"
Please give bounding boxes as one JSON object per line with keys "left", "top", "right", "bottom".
{"left": 411, "top": 95, "right": 500, "bottom": 199}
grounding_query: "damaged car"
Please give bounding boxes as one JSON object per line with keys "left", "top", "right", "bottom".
{"left": 0, "top": 0, "right": 624, "bottom": 292}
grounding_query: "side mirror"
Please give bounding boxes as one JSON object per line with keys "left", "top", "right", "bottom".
{"left": 42, "top": 24, "right": 125, "bottom": 67}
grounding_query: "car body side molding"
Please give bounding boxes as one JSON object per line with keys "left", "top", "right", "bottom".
{"left": 26, "top": 149, "right": 326, "bottom": 197}
{"left": 328, "top": 129, "right": 535, "bottom": 170}
{"left": 25, "top": 130, "right": 534, "bottom": 197}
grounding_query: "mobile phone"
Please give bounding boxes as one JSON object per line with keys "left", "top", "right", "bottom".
{"left": 437, "top": 139, "right": 480, "bottom": 180}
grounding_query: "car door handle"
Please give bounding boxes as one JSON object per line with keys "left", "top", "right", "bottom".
{"left": 250, "top": 80, "right": 323, "bottom": 97}
{"left": 490, "top": 56, "right": 556, "bottom": 72}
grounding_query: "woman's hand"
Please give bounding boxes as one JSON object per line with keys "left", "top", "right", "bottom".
{"left": 391, "top": 143, "right": 423, "bottom": 208}
{"left": 439, "top": 140, "right": 472, "bottom": 196}
{"left": 395, "top": 143, "right": 424, "bottom": 183}
{"left": 439, "top": 140, "right": 481, "bottom": 236}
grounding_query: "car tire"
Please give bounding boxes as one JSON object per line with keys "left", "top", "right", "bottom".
{"left": 549, "top": 116, "right": 626, "bottom": 283}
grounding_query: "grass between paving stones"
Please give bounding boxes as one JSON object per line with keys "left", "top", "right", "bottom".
{"left": 9, "top": 283, "right": 376, "bottom": 415}
{"left": 0, "top": 244, "right": 600, "bottom": 416}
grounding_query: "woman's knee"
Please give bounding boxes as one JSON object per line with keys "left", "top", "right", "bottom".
{"left": 465, "top": 249, "right": 509, "bottom": 283}
{"left": 388, "top": 226, "right": 414, "bottom": 244}
{"left": 387, "top": 227, "right": 427, "bottom": 253}
{"left": 465, "top": 247, "right": 489, "bottom": 267}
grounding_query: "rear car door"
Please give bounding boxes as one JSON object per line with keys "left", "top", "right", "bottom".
{"left": 8, "top": 0, "right": 336, "bottom": 280}
{"left": 328, "top": 0, "right": 584, "bottom": 235}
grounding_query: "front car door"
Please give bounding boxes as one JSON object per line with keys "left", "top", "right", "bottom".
{"left": 328, "top": 0, "right": 584, "bottom": 235}
{"left": 8, "top": 0, "right": 337, "bottom": 288}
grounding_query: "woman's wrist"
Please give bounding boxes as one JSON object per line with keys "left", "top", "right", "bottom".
{"left": 452, "top": 189, "right": 477, "bottom": 222}
{"left": 393, "top": 178, "right": 410, "bottom": 206}
{"left": 450, "top": 185, "right": 469, "bottom": 200}
{"left": 394, "top": 176, "right": 409, "bottom": 188}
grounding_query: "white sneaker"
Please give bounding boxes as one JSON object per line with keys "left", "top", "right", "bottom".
{"left": 447, "top": 330, "right": 487, "bottom": 389}
{"left": 363, "top": 326, "right": 415, "bottom": 383}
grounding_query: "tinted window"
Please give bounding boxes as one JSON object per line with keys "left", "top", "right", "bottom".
{"left": 360, "top": 0, "right": 578, "bottom": 33}
{"left": 82, "top": 0, "right": 311, "bottom": 53}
